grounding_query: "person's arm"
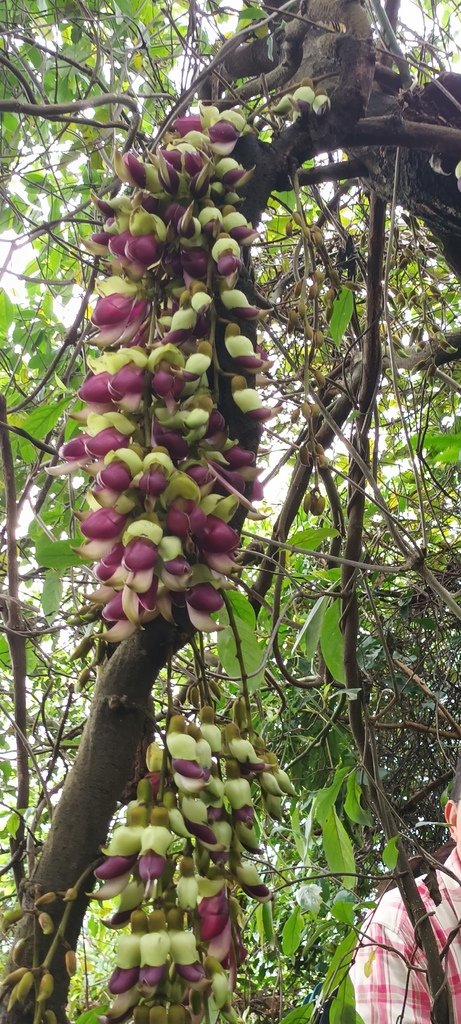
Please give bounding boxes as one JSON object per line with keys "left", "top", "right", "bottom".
{"left": 350, "top": 917, "right": 432, "bottom": 1024}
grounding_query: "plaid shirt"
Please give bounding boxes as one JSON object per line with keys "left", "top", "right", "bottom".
{"left": 350, "top": 848, "right": 461, "bottom": 1023}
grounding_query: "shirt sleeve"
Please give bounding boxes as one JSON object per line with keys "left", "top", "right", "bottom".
{"left": 349, "top": 916, "right": 432, "bottom": 1024}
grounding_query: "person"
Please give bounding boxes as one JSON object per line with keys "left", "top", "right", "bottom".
{"left": 350, "top": 761, "right": 461, "bottom": 1023}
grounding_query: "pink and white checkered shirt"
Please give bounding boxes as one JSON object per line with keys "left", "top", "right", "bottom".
{"left": 350, "top": 848, "right": 461, "bottom": 1023}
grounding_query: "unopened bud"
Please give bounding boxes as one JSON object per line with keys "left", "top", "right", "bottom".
{"left": 65, "top": 950, "right": 77, "bottom": 976}
{"left": 37, "top": 970, "right": 54, "bottom": 1003}
{"left": 35, "top": 891, "right": 57, "bottom": 909}
{"left": 38, "top": 912, "right": 54, "bottom": 935}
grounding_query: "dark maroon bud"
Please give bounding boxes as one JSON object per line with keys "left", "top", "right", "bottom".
{"left": 152, "top": 423, "right": 190, "bottom": 461}
{"left": 176, "top": 962, "right": 206, "bottom": 983}
{"left": 125, "top": 234, "right": 160, "bottom": 265}
{"left": 138, "top": 579, "right": 158, "bottom": 611}
{"left": 205, "top": 410, "right": 226, "bottom": 438}
{"left": 98, "top": 462, "right": 133, "bottom": 491}
{"left": 172, "top": 115, "right": 202, "bottom": 135}
{"left": 160, "top": 148, "right": 182, "bottom": 170}
{"left": 183, "top": 150, "right": 205, "bottom": 177}
{"left": 108, "top": 230, "right": 132, "bottom": 260}
{"left": 137, "top": 468, "right": 169, "bottom": 497}
{"left": 141, "top": 194, "right": 159, "bottom": 213}
{"left": 95, "top": 543, "right": 124, "bottom": 581}
{"left": 108, "top": 966, "right": 140, "bottom": 995}
{"left": 138, "top": 852, "right": 166, "bottom": 883}
{"left": 123, "top": 153, "right": 147, "bottom": 187}
{"left": 85, "top": 427, "right": 128, "bottom": 459}
{"left": 102, "top": 591, "right": 128, "bottom": 622}
{"left": 59, "top": 435, "right": 90, "bottom": 461}
{"left": 79, "top": 372, "right": 113, "bottom": 405}
{"left": 232, "top": 805, "right": 255, "bottom": 827}
{"left": 108, "top": 365, "right": 145, "bottom": 401}
{"left": 139, "top": 964, "right": 165, "bottom": 987}
{"left": 172, "top": 759, "right": 210, "bottom": 780}
{"left": 81, "top": 508, "right": 127, "bottom": 541}
{"left": 200, "top": 913, "right": 229, "bottom": 942}
{"left": 181, "top": 247, "right": 209, "bottom": 280}
{"left": 94, "top": 855, "right": 138, "bottom": 880}
{"left": 123, "top": 538, "right": 157, "bottom": 573}
{"left": 224, "top": 446, "right": 255, "bottom": 469}
{"left": 186, "top": 582, "right": 223, "bottom": 613}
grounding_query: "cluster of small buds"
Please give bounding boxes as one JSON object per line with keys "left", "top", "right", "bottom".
{"left": 93, "top": 708, "right": 295, "bottom": 1023}
{"left": 48, "top": 104, "right": 275, "bottom": 641}
{"left": 272, "top": 80, "right": 331, "bottom": 119}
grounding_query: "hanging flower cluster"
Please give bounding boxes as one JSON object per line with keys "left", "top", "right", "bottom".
{"left": 49, "top": 105, "right": 273, "bottom": 641}
{"left": 93, "top": 708, "right": 295, "bottom": 1024}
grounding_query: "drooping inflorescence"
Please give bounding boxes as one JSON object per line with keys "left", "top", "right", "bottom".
{"left": 92, "top": 706, "right": 295, "bottom": 1024}
{"left": 49, "top": 104, "right": 274, "bottom": 642}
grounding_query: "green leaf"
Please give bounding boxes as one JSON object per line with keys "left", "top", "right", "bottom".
{"left": 0, "top": 289, "right": 15, "bottom": 334}
{"left": 75, "top": 1011, "right": 109, "bottom": 1024}
{"left": 329, "top": 976, "right": 365, "bottom": 1024}
{"left": 35, "top": 536, "right": 83, "bottom": 570}
{"left": 321, "top": 808, "right": 356, "bottom": 888}
{"left": 320, "top": 599, "right": 346, "bottom": 683}
{"left": 216, "top": 598, "right": 264, "bottom": 690}
{"left": 289, "top": 527, "right": 338, "bottom": 549}
{"left": 321, "top": 929, "right": 357, "bottom": 1000}
{"left": 344, "top": 772, "right": 373, "bottom": 826}
{"left": 282, "top": 907, "right": 303, "bottom": 956}
{"left": 330, "top": 288, "right": 354, "bottom": 345}
{"left": 41, "top": 571, "right": 63, "bottom": 621}
{"left": 293, "top": 595, "right": 328, "bottom": 659}
{"left": 18, "top": 398, "right": 69, "bottom": 461}
{"left": 280, "top": 1006, "right": 312, "bottom": 1024}
{"left": 382, "top": 834, "right": 399, "bottom": 869}
{"left": 314, "top": 766, "right": 349, "bottom": 826}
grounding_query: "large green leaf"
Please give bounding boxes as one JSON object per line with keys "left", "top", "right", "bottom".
{"left": 35, "top": 536, "right": 84, "bottom": 570}
{"left": 321, "top": 808, "right": 356, "bottom": 889}
{"left": 282, "top": 907, "right": 303, "bottom": 956}
{"left": 314, "top": 766, "right": 349, "bottom": 826}
{"left": 344, "top": 772, "right": 373, "bottom": 826}
{"left": 329, "top": 287, "right": 354, "bottom": 345}
{"left": 41, "top": 570, "right": 63, "bottom": 621}
{"left": 216, "top": 593, "right": 264, "bottom": 690}
{"left": 330, "top": 976, "right": 365, "bottom": 1024}
{"left": 320, "top": 599, "right": 346, "bottom": 683}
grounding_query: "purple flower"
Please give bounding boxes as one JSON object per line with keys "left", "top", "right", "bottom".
{"left": 78, "top": 372, "right": 113, "bottom": 407}
{"left": 95, "top": 543, "right": 125, "bottom": 583}
{"left": 92, "top": 296, "right": 149, "bottom": 347}
{"left": 122, "top": 538, "right": 158, "bottom": 573}
{"left": 175, "top": 962, "right": 206, "bottom": 984}
{"left": 152, "top": 422, "right": 190, "bottom": 461}
{"left": 138, "top": 851, "right": 166, "bottom": 885}
{"left": 108, "top": 365, "right": 146, "bottom": 411}
{"left": 185, "top": 583, "right": 224, "bottom": 631}
{"left": 81, "top": 508, "right": 127, "bottom": 541}
{"left": 59, "top": 435, "right": 91, "bottom": 462}
{"left": 180, "top": 246, "right": 209, "bottom": 283}
{"left": 196, "top": 516, "right": 239, "bottom": 571}
{"left": 108, "top": 966, "right": 140, "bottom": 995}
{"left": 94, "top": 854, "right": 137, "bottom": 880}
{"left": 97, "top": 462, "right": 133, "bottom": 492}
{"left": 125, "top": 234, "right": 161, "bottom": 266}
{"left": 208, "top": 120, "right": 241, "bottom": 155}
{"left": 118, "top": 152, "right": 148, "bottom": 187}
{"left": 85, "top": 427, "right": 128, "bottom": 459}
{"left": 172, "top": 115, "right": 202, "bottom": 135}
{"left": 166, "top": 500, "right": 206, "bottom": 538}
{"left": 138, "top": 964, "right": 165, "bottom": 988}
